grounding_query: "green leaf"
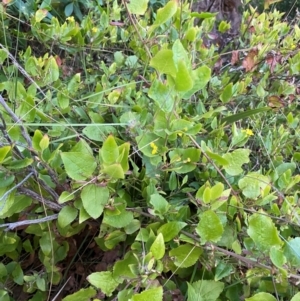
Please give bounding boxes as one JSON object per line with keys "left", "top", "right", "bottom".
{"left": 39, "top": 232, "right": 52, "bottom": 256}
{"left": 283, "top": 238, "right": 300, "bottom": 268}
{"left": 196, "top": 210, "right": 224, "bottom": 244}
{"left": 174, "top": 60, "right": 193, "bottom": 92}
{"left": 157, "top": 221, "right": 186, "bottom": 242}
{"left": 183, "top": 65, "right": 211, "bottom": 98}
{"left": 102, "top": 163, "right": 125, "bottom": 179}
{"left": 113, "top": 252, "right": 139, "bottom": 280}
{"left": 210, "top": 182, "right": 224, "bottom": 201}
{"left": 220, "top": 83, "right": 233, "bottom": 103}
{"left": 245, "top": 292, "right": 277, "bottom": 301}
{"left": 187, "top": 280, "right": 224, "bottom": 301}
{"left": 148, "top": 80, "right": 175, "bottom": 113}
{"left": 81, "top": 184, "right": 109, "bottom": 219}
{"left": 150, "top": 50, "right": 176, "bottom": 76}
{"left": 62, "top": 287, "right": 96, "bottom": 301}
{"left": 118, "top": 142, "right": 130, "bottom": 172}
{"left": 103, "top": 209, "right": 133, "bottom": 228}
{"left": 206, "top": 151, "right": 228, "bottom": 165}
{"left": 150, "top": 194, "right": 170, "bottom": 216}
{"left": 61, "top": 140, "right": 97, "bottom": 181}
{"left": 291, "top": 292, "right": 300, "bottom": 301}
{"left": 215, "top": 261, "right": 233, "bottom": 281}
{"left": 58, "top": 205, "right": 78, "bottom": 228}
{"left": 247, "top": 211, "right": 283, "bottom": 252}
{"left": 7, "top": 158, "right": 34, "bottom": 169}
{"left": 58, "top": 191, "right": 74, "bottom": 204}
{"left": 100, "top": 135, "right": 119, "bottom": 165}
{"left": 152, "top": 0, "right": 177, "bottom": 27}
{"left": 87, "top": 271, "right": 119, "bottom": 297}
{"left": 223, "top": 149, "right": 250, "bottom": 176}
{"left": 150, "top": 233, "right": 165, "bottom": 260}
{"left": 221, "top": 107, "right": 270, "bottom": 125}
{"left": 0, "top": 290, "right": 10, "bottom": 301}
{"left": 127, "top": 0, "right": 149, "bottom": 15}
{"left": 169, "top": 244, "right": 202, "bottom": 268}
{"left": 0, "top": 146, "right": 11, "bottom": 163}
{"left": 44, "top": 56, "right": 59, "bottom": 84}
{"left": 132, "top": 287, "right": 163, "bottom": 301}
{"left": 238, "top": 172, "right": 270, "bottom": 198}
{"left": 83, "top": 125, "right": 117, "bottom": 142}
{"left": 104, "top": 230, "right": 127, "bottom": 249}
{"left": 270, "top": 246, "right": 286, "bottom": 268}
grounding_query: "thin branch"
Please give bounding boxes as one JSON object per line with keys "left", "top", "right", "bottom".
{"left": 0, "top": 214, "right": 58, "bottom": 231}
{"left": 0, "top": 94, "right": 32, "bottom": 147}
{"left": 0, "top": 172, "right": 34, "bottom": 211}
{"left": 18, "top": 187, "right": 62, "bottom": 211}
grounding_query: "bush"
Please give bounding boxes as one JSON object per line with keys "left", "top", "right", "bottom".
{"left": 0, "top": 1, "right": 300, "bottom": 300}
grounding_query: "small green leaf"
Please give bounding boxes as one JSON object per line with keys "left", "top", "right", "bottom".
{"left": 196, "top": 210, "right": 224, "bottom": 244}
{"left": 127, "top": 0, "right": 149, "bottom": 15}
{"left": 174, "top": 61, "right": 193, "bottom": 92}
{"left": 238, "top": 172, "right": 270, "bottom": 198}
{"left": 215, "top": 261, "right": 233, "bottom": 281}
{"left": 283, "top": 238, "right": 300, "bottom": 268}
{"left": 118, "top": 142, "right": 130, "bottom": 172}
{"left": 103, "top": 209, "right": 133, "bottom": 228}
{"left": 104, "top": 230, "right": 127, "bottom": 249}
{"left": 62, "top": 287, "right": 96, "bottom": 301}
{"left": 39, "top": 232, "right": 52, "bottom": 256}
{"left": 223, "top": 149, "right": 250, "bottom": 176}
{"left": 101, "top": 135, "right": 119, "bottom": 165}
{"left": 103, "top": 163, "right": 125, "bottom": 179}
{"left": 291, "top": 292, "right": 300, "bottom": 301}
{"left": 152, "top": 0, "right": 177, "bottom": 27}
{"left": 61, "top": 140, "right": 97, "bottom": 181}
{"left": 150, "top": 233, "right": 165, "bottom": 260}
{"left": 64, "top": 3, "right": 74, "bottom": 16}
{"left": 157, "top": 221, "right": 186, "bottom": 242}
{"left": 58, "top": 205, "right": 78, "bottom": 228}
{"left": 0, "top": 146, "right": 11, "bottom": 163}
{"left": 81, "top": 184, "right": 109, "bottom": 219}
{"left": 150, "top": 194, "right": 170, "bottom": 216}
{"left": 247, "top": 211, "right": 283, "bottom": 252}
{"left": 270, "top": 246, "right": 286, "bottom": 268}
{"left": 132, "top": 287, "right": 163, "bottom": 301}
{"left": 220, "top": 83, "right": 233, "bottom": 103}
{"left": 7, "top": 158, "right": 34, "bottom": 169}
{"left": 211, "top": 182, "right": 224, "bottom": 201}
{"left": 58, "top": 191, "right": 74, "bottom": 204}
{"left": 203, "top": 186, "right": 211, "bottom": 204}
{"left": 169, "top": 244, "right": 202, "bottom": 268}
{"left": 150, "top": 50, "right": 176, "bottom": 76}
{"left": 245, "top": 292, "right": 277, "bottom": 301}
{"left": 187, "top": 280, "right": 224, "bottom": 301}
{"left": 87, "top": 271, "right": 119, "bottom": 297}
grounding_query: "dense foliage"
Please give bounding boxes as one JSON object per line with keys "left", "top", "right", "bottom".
{"left": 0, "top": 0, "right": 300, "bottom": 300}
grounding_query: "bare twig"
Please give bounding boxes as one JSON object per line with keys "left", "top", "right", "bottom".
{"left": 18, "top": 187, "right": 62, "bottom": 211}
{"left": 0, "top": 172, "right": 34, "bottom": 212}
{"left": 0, "top": 94, "right": 32, "bottom": 147}
{"left": 0, "top": 214, "right": 58, "bottom": 231}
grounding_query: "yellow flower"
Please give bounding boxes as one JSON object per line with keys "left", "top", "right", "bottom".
{"left": 242, "top": 129, "right": 254, "bottom": 136}
{"left": 150, "top": 142, "right": 158, "bottom": 155}
{"left": 66, "top": 16, "right": 75, "bottom": 22}
{"left": 92, "top": 27, "right": 98, "bottom": 33}
{"left": 186, "top": 157, "right": 191, "bottom": 162}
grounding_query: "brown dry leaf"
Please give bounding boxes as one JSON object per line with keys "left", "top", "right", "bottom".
{"left": 55, "top": 55, "right": 62, "bottom": 67}
{"left": 268, "top": 95, "right": 284, "bottom": 108}
{"left": 231, "top": 50, "right": 239, "bottom": 65}
{"left": 242, "top": 48, "right": 258, "bottom": 72}
{"left": 265, "top": 52, "right": 281, "bottom": 73}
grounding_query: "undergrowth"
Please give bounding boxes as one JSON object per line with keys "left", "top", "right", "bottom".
{"left": 0, "top": 0, "right": 300, "bottom": 301}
